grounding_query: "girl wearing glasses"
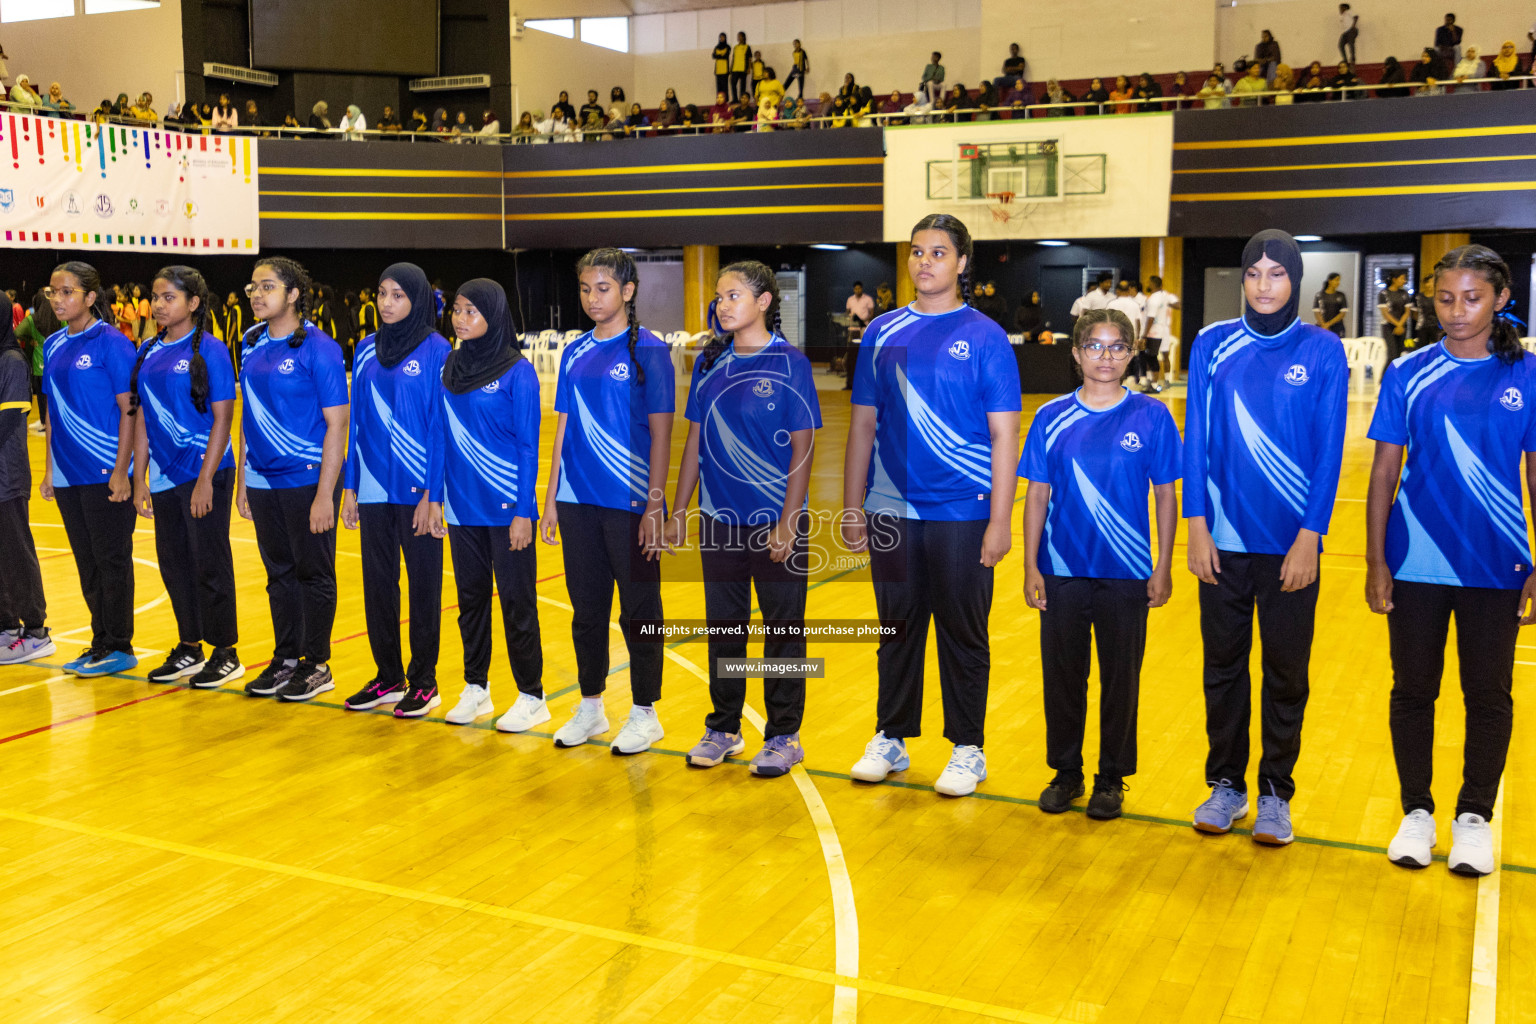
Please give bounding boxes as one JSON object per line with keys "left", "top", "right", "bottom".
{"left": 1020, "top": 308, "right": 1180, "bottom": 820}
{"left": 40, "top": 262, "right": 139, "bottom": 676}
{"left": 235, "top": 257, "right": 350, "bottom": 701}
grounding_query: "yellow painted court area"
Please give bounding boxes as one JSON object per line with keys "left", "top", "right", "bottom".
{"left": 2, "top": 374, "right": 1532, "bottom": 1023}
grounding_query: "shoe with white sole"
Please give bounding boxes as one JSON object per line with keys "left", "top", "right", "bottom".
{"left": 72, "top": 647, "right": 137, "bottom": 678}
{"left": 188, "top": 647, "right": 244, "bottom": 689}
{"left": 496, "top": 692, "right": 551, "bottom": 733}
{"left": 1448, "top": 812, "right": 1496, "bottom": 877}
{"left": 1388, "top": 809, "right": 1437, "bottom": 869}
{"left": 148, "top": 643, "right": 205, "bottom": 683}
{"left": 445, "top": 683, "right": 494, "bottom": 725}
{"left": 611, "top": 705, "right": 664, "bottom": 755}
{"left": 688, "top": 729, "right": 746, "bottom": 767}
{"left": 850, "top": 732, "right": 909, "bottom": 782}
{"left": 934, "top": 744, "right": 987, "bottom": 797}
{"left": 0, "top": 631, "right": 55, "bottom": 665}
{"left": 553, "top": 699, "right": 610, "bottom": 748}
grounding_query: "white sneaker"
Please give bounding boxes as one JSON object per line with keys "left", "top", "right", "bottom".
{"left": 1449, "top": 812, "right": 1496, "bottom": 877}
{"left": 611, "top": 705, "right": 664, "bottom": 755}
{"left": 553, "top": 699, "right": 610, "bottom": 748}
{"left": 850, "top": 731, "right": 909, "bottom": 782}
{"left": 496, "top": 692, "right": 552, "bottom": 733}
{"left": 1387, "top": 809, "right": 1437, "bottom": 868}
{"left": 934, "top": 744, "right": 987, "bottom": 797}
{"left": 445, "top": 684, "right": 494, "bottom": 725}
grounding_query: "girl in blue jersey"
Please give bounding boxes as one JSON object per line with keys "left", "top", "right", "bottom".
{"left": 128, "top": 266, "right": 242, "bottom": 689}
{"left": 667, "top": 261, "right": 822, "bottom": 777}
{"left": 341, "top": 263, "right": 451, "bottom": 718}
{"left": 40, "top": 261, "right": 139, "bottom": 677}
{"left": 541, "top": 248, "right": 675, "bottom": 755}
{"left": 1184, "top": 229, "right": 1348, "bottom": 846}
{"left": 1366, "top": 245, "right": 1536, "bottom": 877}
{"left": 843, "top": 214, "right": 1022, "bottom": 798}
{"left": 1020, "top": 308, "right": 1180, "bottom": 820}
{"left": 235, "top": 256, "right": 349, "bottom": 702}
{"left": 439, "top": 279, "right": 547, "bottom": 732}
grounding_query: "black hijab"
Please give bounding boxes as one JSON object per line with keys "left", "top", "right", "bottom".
{"left": 1241, "top": 228, "right": 1303, "bottom": 336}
{"left": 442, "top": 278, "right": 521, "bottom": 394}
{"left": 374, "top": 262, "right": 437, "bottom": 369}
{"left": 0, "top": 302, "right": 17, "bottom": 358}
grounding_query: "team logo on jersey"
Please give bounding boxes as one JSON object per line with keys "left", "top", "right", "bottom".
{"left": 173, "top": 359, "right": 190, "bottom": 374}
{"left": 1284, "top": 364, "right": 1309, "bottom": 386}
{"left": 1120, "top": 431, "right": 1143, "bottom": 453}
{"left": 93, "top": 194, "right": 114, "bottom": 219}
{"left": 752, "top": 379, "right": 775, "bottom": 398}
{"left": 948, "top": 339, "right": 971, "bottom": 361}
{"left": 609, "top": 362, "right": 631, "bottom": 382}
{"left": 1501, "top": 387, "right": 1524, "bottom": 411}
{"left": 75, "top": 354, "right": 92, "bottom": 369}
{"left": 277, "top": 357, "right": 296, "bottom": 375}
{"left": 402, "top": 359, "right": 421, "bottom": 377}
{"left": 481, "top": 379, "right": 500, "bottom": 394}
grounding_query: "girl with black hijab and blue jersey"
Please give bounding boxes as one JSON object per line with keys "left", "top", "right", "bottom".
{"left": 341, "top": 263, "right": 452, "bottom": 719}
{"left": 1183, "top": 229, "right": 1347, "bottom": 846}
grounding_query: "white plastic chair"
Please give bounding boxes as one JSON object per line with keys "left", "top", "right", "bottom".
{"left": 1350, "top": 337, "right": 1386, "bottom": 393}
{"left": 532, "top": 329, "right": 559, "bottom": 372}
{"left": 1008, "top": 333, "right": 1024, "bottom": 345}
{"left": 1521, "top": 337, "right": 1536, "bottom": 354}
{"left": 1160, "top": 333, "right": 1181, "bottom": 380}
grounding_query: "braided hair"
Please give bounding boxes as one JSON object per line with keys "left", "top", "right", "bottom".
{"left": 253, "top": 255, "right": 312, "bottom": 349}
{"left": 909, "top": 213, "right": 974, "bottom": 305}
{"left": 51, "top": 260, "right": 114, "bottom": 326}
{"left": 575, "top": 247, "right": 644, "bottom": 385}
{"left": 1432, "top": 245, "right": 1522, "bottom": 365}
{"left": 699, "top": 260, "right": 782, "bottom": 376}
{"left": 129, "top": 265, "right": 216, "bottom": 418}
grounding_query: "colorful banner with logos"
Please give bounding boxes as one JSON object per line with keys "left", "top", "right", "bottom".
{"left": 0, "top": 113, "right": 260, "bottom": 254}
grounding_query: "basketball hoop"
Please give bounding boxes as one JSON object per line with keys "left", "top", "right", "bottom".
{"left": 987, "top": 191, "right": 1016, "bottom": 223}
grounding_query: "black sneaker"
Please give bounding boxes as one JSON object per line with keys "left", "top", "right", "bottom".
{"left": 277, "top": 661, "right": 335, "bottom": 702}
{"left": 245, "top": 660, "right": 297, "bottom": 697}
{"left": 344, "top": 677, "right": 406, "bottom": 710}
{"left": 1038, "top": 773, "right": 1085, "bottom": 814}
{"left": 393, "top": 681, "right": 442, "bottom": 718}
{"left": 1086, "top": 777, "right": 1127, "bottom": 820}
{"left": 188, "top": 646, "right": 244, "bottom": 689}
{"left": 148, "top": 643, "right": 205, "bottom": 683}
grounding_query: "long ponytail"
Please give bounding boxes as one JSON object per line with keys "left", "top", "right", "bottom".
{"left": 700, "top": 260, "right": 782, "bottom": 376}
{"left": 1433, "top": 244, "right": 1522, "bottom": 365}
{"left": 253, "top": 255, "right": 312, "bottom": 349}
{"left": 575, "top": 247, "right": 644, "bottom": 384}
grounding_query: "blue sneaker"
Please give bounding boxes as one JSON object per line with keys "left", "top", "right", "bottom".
{"left": 73, "top": 648, "right": 138, "bottom": 678}
{"left": 1252, "top": 790, "right": 1294, "bottom": 846}
{"left": 62, "top": 646, "right": 105, "bottom": 675}
{"left": 850, "top": 731, "right": 909, "bottom": 782}
{"left": 1193, "top": 781, "right": 1250, "bottom": 834}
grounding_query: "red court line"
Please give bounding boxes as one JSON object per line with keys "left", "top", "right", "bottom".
{"left": 0, "top": 686, "right": 187, "bottom": 746}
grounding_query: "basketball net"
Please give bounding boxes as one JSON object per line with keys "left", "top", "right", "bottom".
{"left": 987, "top": 191, "right": 1016, "bottom": 222}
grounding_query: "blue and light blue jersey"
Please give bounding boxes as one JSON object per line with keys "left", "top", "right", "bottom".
{"left": 851, "top": 304, "right": 1021, "bottom": 520}
{"left": 135, "top": 330, "right": 236, "bottom": 493}
{"left": 1182, "top": 316, "right": 1347, "bottom": 554}
{"left": 684, "top": 338, "right": 822, "bottom": 525}
{"left": 1020, "top": 388, "right": 1182, "bottom": 580}
{"left": 345, "top": 333, "right": 451, "bottom": 505}
{"left": 239, "top": 323, "right": 349, "bottom": 490}
{"left": 1369, "top": 343, "right": 1536, "bottom": 589}
{"left": 42, "top": 320, "right": 136, "bottom": 488}
{"left": 554, "top": 327, "right": 675, "bottom": 512}
{"left": 442, "top": 359, "right": 541, "bottom": 527}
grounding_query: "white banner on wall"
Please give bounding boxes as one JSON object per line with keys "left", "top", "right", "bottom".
{"left": 0, "top": 113, "right": 260, "bottom": 254}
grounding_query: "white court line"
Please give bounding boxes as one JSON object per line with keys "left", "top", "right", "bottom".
{"left": 0, "top": 673, "right": 68, "bottom": 697}
{"left": 1468, "top": 782, "right": 1504, "bottom": 1024}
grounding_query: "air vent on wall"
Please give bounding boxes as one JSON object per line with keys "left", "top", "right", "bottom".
{"left": 203, "top": 63, "right": 279, "bottom": 87}
{"left": 410, "top": 74, "right": 492, "bottom": 92}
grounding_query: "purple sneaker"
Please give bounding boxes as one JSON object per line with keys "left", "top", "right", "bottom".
{"left": 688, "top": 729, "right": 745, "bottom": 767}
{"left": 750, "top": 733, "right": 805, "bottom": 777}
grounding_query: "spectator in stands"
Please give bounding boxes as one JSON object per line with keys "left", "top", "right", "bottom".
{"left": 1254, "top": 31, "right": 1281, "bottom": 83}
{"left": 341, "top": 104, "right": 368, "bottom": 139}
{"left": 131, "top": 92, "right": 157, "bottom": 123}
{"left": 751, "top": 50, "right": 766, "bottom": 96}
{"left": 921, "top": 52, "right": 946, "bottom": 106}
{"left": 846, "top": 282, "right": 874, "bottom": 327}
{"left": 532, "top": 109, "right": 555, "bottom": 142}
{"left": 1210, "top": 63, "right": 1233, "bottom": 93}
{"left": 1167, "top": 71, "right": 1190, "bottom": 110}
{"left": 623, "top": 103, "right": 648, "bottom": 138}
{"left": 453, "top": 110, "right": 472, "bottom": 140}
{"left": 1006, "top": 77, "right": 1032, "bottom": 106}
{"left": 479, "top": 110, "right": 501, "bottom": 142}
{"left": 1015, "top": 291, "right": 1044, "bottom": 338}
{"left": 551, "top": 91, "right": 575, "bottom": 123}
{"left": 42, "top": 81, "right": 72, "bottom": 115}
{"left": 1134, "top": 72, "right": 1164, "bottom": 109}
{"left": 512, "top": 111, "right": 535, "bottom": 142}
{"left": 1272, "top": 64, "right": 1296, "bottom": 104}
{"left": 1313, "top": 273, "right": 1348, "bottom": 336}
{"left": 995, "top": 43, "right": 1026, "bottom": 92}
{"left": 1295, "top": 61, "right": 1327, "bottom": 102}
{"left": 658, "top": 88, "right": 682, "bottom": 129}
{"left": 211, "top": 93, "right": 238, "bottom": 132}
{"left": 1453, "top": 46, "right": 1484, "bottom": 85}
{"left": 1435, "top": 13, "right": 1463, "bottom": 69}
{"left": 838, "top": 73, "right": 858, "bottom": 101}
{"left": 92, "top": 100, "right": 112, "bottom": 125}
{"left": 7, "top": 74, "right": 38, "bottom": 109}
{"left": 1043, "top": 78, "right": 1075, "bottom": 115}
{"left": 786, "top": 40, "right": 809, "bottom": 100}
{"left": 408, "top": 108, "right": 428, "bottom": 132}
{"left": 1110, "top": 74, "right": 1134, "bottom": 113}
{"left": 1234, "top": 62, "right": 1268, "bottom": 105}
{"left": 681, "top": 104, "right": 703, "bottom": 132}
{"left": 112, "top": 92, "right": 131, "bottom": 118}
{"left": 1377, "top": 56, "right": 1409, "bottom": 97}
{"left": 377, "top": 105, "right": 400, "bottom": 132}
{"left": 977, "top": 81, "right": 1000, "bottom": 113}
{"left": 1338, "top": 5, "right": 1359, "bottom": 65}
{"left": 1411, "top": 48, "right": 1444, "bottom": 94}
{"left": 902, "top": 90, "right": 931, "bottom": 123}
{"left": 281, "top": 111, "right": 301, "bottom": 133}
{"left": 1197, "top": 74, "right": 1227, "bottom": 109}
{"left": 881, "top": 88, "right": 905, "bottom": 123}
{"left": 712, "top": 33, "right": 730, "bottom": 100}
{"left": 710, "top": 91, "right": 731, "bottom": 130}
{"left": 309, "top": 100, "right": 333, "bottom": 134}
{"left": 730, "top": 32, "right": 751, "bottom": 101}
{"left": 974, "top": 282, "right": 1007, "bottom": 327}
{"left": 759, "top": 66, "right": 785, "bottom": 108}
{"left": 1492, "top": 41, "right": 1522, "bottom": 89}
{"left": 603, "top": 105, "right": 625, "bottom": 139}
{"left": 1082, "top": 77, "right": 1110, "bottom": 114}
{"left": 942, "top": 84, "right": 969, "bottom": 123}
{"left": 874, "top": 282, "right": 894, "bottom": 316}
{"left": 826, "top": 94, "right": 850, "bottom": 128}
{"left": 580, "top": 106, "right": 606, "bottom": 140}
{"left": 780, "top": 97, "right": 809, "bottom": 129}
{"left": 610, "top": 86, "right": 625, "bottom": 106}
{"left": 578, "top": 90, "right": 603, "bottom": 126}
{"left": 550, "top": 107, "right": 575, "bottom": 142}
{"left": 756, "top": 93, "right": 779, "bottom": 132}
{"left": 245, "top": 99, "right": 264, "bottom": 128}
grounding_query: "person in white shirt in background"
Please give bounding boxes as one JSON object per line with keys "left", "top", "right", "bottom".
{"left": 1106, "top": 281, "right": 1146, "bottom": 383}
{"left": 531, "top": 110, "right": 553, "bottom": 143}
{"left": 339, "top": 104, "right": 367, "bottom": 140}
{"left": 846, "top": 281, "right": 875, "bottom": 325}
{"left": 1140, "top": 275, "right": 1180, "bottom": 393}
{"left": 1069, "top": 273, "right": 1114, "bottom": 321}
{"left": 1338, "top": 4, "right": 1359, "bottom": 66}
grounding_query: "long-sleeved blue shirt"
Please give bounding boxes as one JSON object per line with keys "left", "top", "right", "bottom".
{"left": 345, "top": 332, "right": 451, "bottom": 505}
{"left": 1182, "top": 315, "right": 1347, "bottom": 554}
{"left": 441, "top": 358, "right": 541, "bottom": 526}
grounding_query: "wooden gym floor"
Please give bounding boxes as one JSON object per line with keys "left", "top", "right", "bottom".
{"left": 1, "top": 367, "right": 1530, "bottom": 1024}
